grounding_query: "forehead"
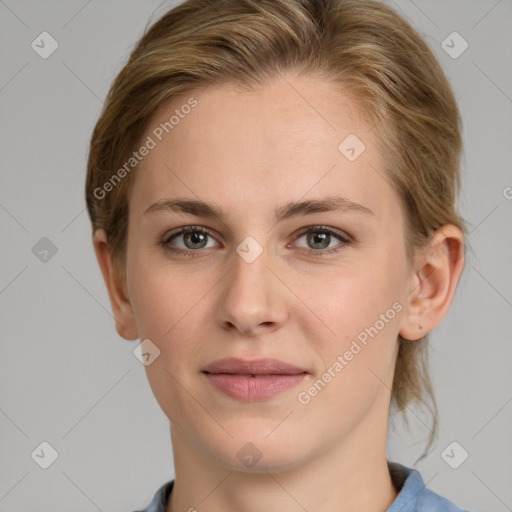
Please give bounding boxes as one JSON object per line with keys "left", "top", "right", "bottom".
{"left": 129, "top": 75, "right": 394, "bottom": 223}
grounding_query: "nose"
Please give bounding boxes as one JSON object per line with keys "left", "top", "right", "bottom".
{"left": 216, "top": 244, "right": 288, "bottom": 337}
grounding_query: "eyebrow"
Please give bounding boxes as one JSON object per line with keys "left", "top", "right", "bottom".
{"left": 143, "top": 196, "right": 375, "bottom": 221}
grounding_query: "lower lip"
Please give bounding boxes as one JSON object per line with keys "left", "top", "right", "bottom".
{"left": 203, "top": 372, "right": 307, "bottom": 401}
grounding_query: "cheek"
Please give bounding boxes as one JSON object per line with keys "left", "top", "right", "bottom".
{"left": 298, "top": 257, "right": 402, "bottom": 387}
{"left": 127, "top": 257, "right": 216, "bottom": 385}
{"left": 127, "top": 244, "right": 212, "bottom": 339}
{"left": 128, "top": 263, "right": 210, "bottom": 424}
{"left": 295, "top": 274, "right": 400, "bottom": 433}
{"left": 295, "top": 260, "right": 400, "bottom": 343}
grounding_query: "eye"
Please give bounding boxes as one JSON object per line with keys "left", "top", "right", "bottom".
{"left": 161, "top": 225, "right": 352, "bottom": 258}
{"left": 161, "top": 226, "right": 219, "bottom": 256}
{"left": 292, "top": 226, "right": 351, "bottom": 256}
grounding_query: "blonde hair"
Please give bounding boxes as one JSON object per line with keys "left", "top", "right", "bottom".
{"left": 86, "top": 0, "right": 467, "bottom": 461}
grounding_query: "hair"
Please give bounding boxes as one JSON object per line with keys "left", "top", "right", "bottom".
{"left": 86, "top": 0, "right": 467, "bottom": 461}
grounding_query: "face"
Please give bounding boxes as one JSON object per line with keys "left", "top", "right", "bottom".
{"left": 120, "top": 74, "right": 416, "bottom": 471}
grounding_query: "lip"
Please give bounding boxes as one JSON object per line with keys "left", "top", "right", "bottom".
{"left": 202, "top": 357, "right": 307, "bottom": 375}
{"left": 202, "top": 358, "right": 308, "bottom": 401}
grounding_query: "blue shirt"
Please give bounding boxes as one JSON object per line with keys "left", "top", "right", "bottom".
{"left": 134, "top": 461, "right": 471, "bottom": 512}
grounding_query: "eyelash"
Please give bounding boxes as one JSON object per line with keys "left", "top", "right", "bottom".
{"left": 160, "top": 225, "right": 352, "bottom": 258}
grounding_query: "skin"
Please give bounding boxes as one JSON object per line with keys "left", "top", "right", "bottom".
{"left": 93, "top": 73, "right": 465, "bottom": 512}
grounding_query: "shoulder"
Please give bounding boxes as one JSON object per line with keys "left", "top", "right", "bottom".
{"left": 387, "top": 461, "right": 471, "bottom": 512}
{"left": 131, "top": 480, "right": 174, "bottom": 512}
{"left": 133, "top": 466, "right": 473, "bottom": 512}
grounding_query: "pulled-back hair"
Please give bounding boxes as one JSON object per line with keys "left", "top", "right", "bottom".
{"left": 86, "top": 0, "right": 467, "bottom": 460}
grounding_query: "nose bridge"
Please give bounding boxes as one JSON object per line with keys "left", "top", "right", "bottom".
{"left": 229, "top": 239, "right": 272, "bottom": 307}
{"left": 218, "top": 238, "right": 286, "bottom": 333}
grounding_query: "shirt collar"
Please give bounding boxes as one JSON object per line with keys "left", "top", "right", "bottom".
{"left": 141, "top": 460, "right": 464, "bottom": 512}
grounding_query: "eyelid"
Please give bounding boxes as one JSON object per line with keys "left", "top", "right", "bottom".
{"left": 163, "top": 225, "right": 221, "bottom": 246}
{"left": 161, "top": 224, "right": 352, "bottom": 256}
{"left": 292, "top": 225, "right": 351, "bottom": 243}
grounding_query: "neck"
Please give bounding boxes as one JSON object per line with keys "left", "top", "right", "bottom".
{"left": 166, "top": 410, "right": 398, "bottom": 512}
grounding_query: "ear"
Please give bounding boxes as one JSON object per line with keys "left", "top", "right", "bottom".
{"left": 399, "top": 224, "right": 465, "bottom": 341}
{"left": 92, "top": 228, "right": 138, "bottom": 340}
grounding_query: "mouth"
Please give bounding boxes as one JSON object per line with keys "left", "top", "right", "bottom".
{"left": 201, "top": 358, "right": 308, "bottom": 401}
{"left": 201, "top": 357, "right": 308, "bottom": 375}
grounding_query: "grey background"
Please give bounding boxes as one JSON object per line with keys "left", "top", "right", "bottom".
{"left": 0, "top": 0, "right": 511, "bottom": 510}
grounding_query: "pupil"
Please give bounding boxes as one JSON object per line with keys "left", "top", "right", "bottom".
{"left": 187, "top": 232, "right": 206, "bottom": 248}
{"left": 309, "top": 232, "right": 329, "bottom": 249}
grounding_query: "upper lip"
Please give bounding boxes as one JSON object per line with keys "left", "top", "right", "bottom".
{"left": 202, "top": 358, "right": 307, "bottom": 375}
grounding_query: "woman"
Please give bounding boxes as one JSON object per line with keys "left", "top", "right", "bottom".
{"left": 86, "top": 0, "right": 470, "bottom": 510}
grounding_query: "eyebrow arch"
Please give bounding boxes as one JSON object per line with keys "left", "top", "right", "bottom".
{"left": 143, "top": 196, "right": 375, "bottom": 221}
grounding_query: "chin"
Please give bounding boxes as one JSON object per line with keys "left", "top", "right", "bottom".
{"left": 204, "top": 435, "right": 309, "bottom": 474}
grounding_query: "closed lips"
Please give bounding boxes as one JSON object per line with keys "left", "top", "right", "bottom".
{"left": 201, "top": 357, "right": 308, "bottom": 375}
{"left": 202, "top": 358, "right": 308, "bottom": 401}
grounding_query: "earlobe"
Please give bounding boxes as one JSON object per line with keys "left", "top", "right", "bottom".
{"left": 92, "top": 229, "right": 139, "bottom": 341}
{"left": 399, "top": 224, "right": 465, "bottom": 341}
